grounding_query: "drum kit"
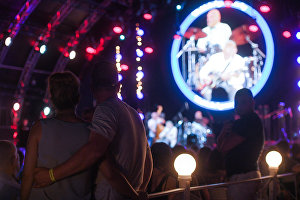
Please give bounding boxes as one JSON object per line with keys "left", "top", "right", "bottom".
{"left": 177, "top": 24, "right": 265, "bottom": 91}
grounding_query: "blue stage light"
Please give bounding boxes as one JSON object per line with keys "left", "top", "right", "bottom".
{"left": 296, "top": 32, "right": 300, "bottom": 40}
{"left": 118, "top": 74, "right": 123, "bottom": 82}
{"left": 137, "top": 92, "right": 144, "bottom": 99}
{"left": 137, "top": 29, "right": 144, "bottom": 36}
{"left": 136, "top": 49, "right": 144, "bottom": 57}
{"left": 297, "top": 56, "right": 300, "bottom": 64}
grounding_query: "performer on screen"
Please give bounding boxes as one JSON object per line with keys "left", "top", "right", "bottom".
{"left": 198, "top": 40, "right": 246, "bottom": 101}
{"left": 147, "top": 105, "right": 165, "bottom": 145}
{"left": 197, "top": 9, "right": 232, "bottom": 53}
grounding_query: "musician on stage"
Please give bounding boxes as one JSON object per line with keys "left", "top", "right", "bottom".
{"left": 198, "top": 40, "right": 246, "bottom": 101}
{"left": 147, "top": 105, "right": 165, "bottom": 146}
{"left": 197, "top": 9, "right": 232, "bottom": 53}
{"left": 191, "top": 111, "right": 211, "bottom": 147}
{"left": 157, "top": 121, "right": 178, "bottom": 148}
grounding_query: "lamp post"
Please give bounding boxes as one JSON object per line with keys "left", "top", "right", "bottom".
{"left": 265, "top": 150, "right": 282, "bottom": 200}
{"left": 174, "top": 153, "right": 196, "bottom": 200}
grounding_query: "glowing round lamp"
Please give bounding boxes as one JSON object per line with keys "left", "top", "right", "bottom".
{"left": 266, "top": 151, "right": 282, "bottom": 168}
{"left": 174, "top": 154, "right": 196, "bottom": 177}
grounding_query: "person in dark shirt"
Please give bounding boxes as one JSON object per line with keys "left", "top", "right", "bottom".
{"left": 217, "top": 88, "right": 264, "bottom": 200}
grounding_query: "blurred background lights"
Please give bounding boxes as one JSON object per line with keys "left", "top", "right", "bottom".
{"left": 13, "top": 102, "right": 20, "bottom": 111}
{"left": 283, "top": 31, "right": 291, "bottom": 38}
{"left": 119, "top": 35, "right": 125, "bottom": 40}
{"left": 249, "top": 25, "right": 259, "bottom": 32}
{"left": 143, "top": 13, "right": 152, "bottom": 20}
{"left": 86, "top": 47, "right": 96, "bottom": 54}
{"left": 136, "top": 49, "right": 144, "bottom": 57}
{"left": 115, "top": 53, "right": 122, "bottom": 60}
{"left": 137, "top": 29, "right": 144, "bottom": 36}
{"left": 139, "top": 113, "right": 145, "bottom": 120}
{"left": 69, "top": 50, "right": 76, "bottom": 59}
{"left": 137, "top": 92, "right": 144, "bottom": 99}
{"left": 118, "top": 74, "right": 123, "bottom": 81}
{"left": 298, "top": 80, "right": 300, "bottom": 88}
{"left": 176, "top": 4, "right": 182, "bottom": 10}
{"left": 113, "top": 26, "right": 123, "bottom": 34}
{"left": 40, "top": 44, "right": 46, "bottom": 54}
{"left": 43, "top": 106, "right": 51, "bottom": 116}
{"left": 120, "top": 64, "right": 129, "bottom": 71}
{"left": 145, "top": 47, "right": 153, "bottom": 54}
{"left": 5, "top": 36, "right": 12, "bottom": 46}
{"left": 259, "top": 5, "right": 271, "bottom": 13}
{"left": 174, "top": 154, "right": 196, "bottom": 176}
{"left": 136, "top": 71, "right": 144, "bottom": 79}
{"left": 297, "top": 56, "right": 300, "bottom": 64}
{"left": 296, "top": 32, "right": 300, "bottom": 40}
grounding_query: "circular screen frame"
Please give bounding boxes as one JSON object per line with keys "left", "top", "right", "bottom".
{"left": 170, "top": 1, "right": 274, "bottom": 111}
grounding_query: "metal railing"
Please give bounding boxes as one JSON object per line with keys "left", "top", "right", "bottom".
{"left": 148, "top": 173, "right": 298, "bottom": 200}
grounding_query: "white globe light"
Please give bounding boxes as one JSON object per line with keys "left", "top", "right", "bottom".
{"left": 5, "top": 37, "right": 12, "bottom": 46}
{"left": 43, "top": 106, "right": 51, "bottom": 116}
{"left": 69, "top": 50, "right": 76, "bottom": 59}
{"left": 266, "top": 151, "right": 282, "bottom": 168}
{"left": 174, "top": 154, "right": 196, "bottom": 176}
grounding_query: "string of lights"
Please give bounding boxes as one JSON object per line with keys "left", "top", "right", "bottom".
{"left": 116, "top": 45, "right": 123, "bottom": 100}
{"left": 136, "top": 23, "right": 144, "bottom": 100}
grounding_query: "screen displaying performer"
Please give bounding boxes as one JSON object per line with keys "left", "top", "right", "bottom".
{"left": 197, "top": 9, "right": 232, "bottom": 53}
{"left": 178, "top": 7, "right": 266, "bottom": 103}
{"left": 198, "top": 40, "right": 246, "bottom": 100}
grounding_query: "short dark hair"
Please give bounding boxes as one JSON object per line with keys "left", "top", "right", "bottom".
{"left": 91, "top": 61, "right": 118, "bottom": 90}
{"left": 49, "top": 71, "right": 80, "bottom": 110}
{"left": 234, "top": 88, "right": 253, "bottom": 102}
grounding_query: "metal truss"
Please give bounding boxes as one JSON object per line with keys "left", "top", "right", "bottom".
{"left": 0, "top": 0, "right": 41, "bottom": 64}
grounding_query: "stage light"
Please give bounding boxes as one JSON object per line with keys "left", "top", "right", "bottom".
{"left": 40, "top": 45, "right": 46, "bottom": 54}
{"left": 120, "top": 64, "right": 129, "bottom": 71}
{"left": 298, "top": 105, "right": 300, "bottom": 112}
{"left": 298, "top": 80, "right": 300, "bottom": 88}
{"left": 137, "top": 29, "right": 144, "bottom": 36}
{"left": 34, "top": 46, "right": 39, "bottom": 51}
{"left": 283, "top": 31, "right": 291, "bottom": 38}
{"left": 176, "top": 5, "right": 182, "bottom": 10}
{"left": 297, "top": 56, "right": 300, "bottom": 64}
{"left": 174, "top": 154, "right": 196, "bottom": 176}
{"left": 118, "top": 74, "right": 123, "bottom": 82}
{"left": 119, "top": 35, "right": 125, "bottom": 40}
{"left": 136, "top": 49, "right": 144, "bottom": 57}
{"left": 143, "top": 13, "right": 152, "bottom": 20}
{"left": 139, "top": 113, "right": 145, "bottom": 120}
{"left": 69, "top": 50, "right": 76, "bottom": 59}
{"left": 173, "top": 34, "right": 181, "bottom": 39}
{"left": 137, "top": 92, "right": 144, "bottom": 99}
{"left": 259, "top": 5, "right": 271, "bottom": 13}
{"left": 136, "top": 71, "right": 144, "bottom": 80}
{"left": 43, "top": 106, "right": 51, "bottom": 116}
{"left": 113, "top": 26, "right": 123, "bottom": 34}
{"left": 224, "top": 1, "right": 233, "bottom": 8}
{"left": 13, "top": 102, "right": 20, "bottom": 111}
{"left": 5, "top": 36, "right": 12, "bottom": 46}
{"left": 249, "top": 25, "right": 259, "bottom": 32}
{"left": 86, "top": 47, "right": 96, "bottom": 54}
{"left": 137, "top": 42, "right": 142, "bottom": 46}
{"left": 296, "top": 32, "right": 300, "bottom": 40}
{"left": 145, "top": 47, "right": 153, "bottom": 54}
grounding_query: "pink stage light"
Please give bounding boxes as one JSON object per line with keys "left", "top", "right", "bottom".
{"left": 13, "top": 132, "right": 18, "bottom": 139}
{"left": 120, "top": 64, "right": 129, "bottom": 71}
{"left": 174, "top": 34, "right": 181, "bottom": 39}
{"left": 259, "top": 5, "right": 271, "bottom": 13}
{"left": 145, "top": 47, "right": 154, "bottom": 54}
{"left": 113, "top": 26, "right": 123, "bottom": 34}
{"left": 224, "top": 0, "right": 233, "bottom": 8}
{"left": 249, "top": 25, "right": 259, "bottom": 32}
{"left": 86, "top": 47, "right": 96, "bottom": 54}
{"left": 143, "top": 13, "right": 152, "bottom": 20}
{"left": 283, "top": 31, "right": 291, "bottom": 38}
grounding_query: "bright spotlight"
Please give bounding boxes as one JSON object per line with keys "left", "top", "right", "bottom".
{"left": 296, "top": 32, "right": 300, "bottom": 40}
{"left": 5, "top": 36, "right": 12, "bottom": 46}
{"left": 145, "top": 47, "right": 153, "bottom": 54}
{"left": 298, "top": 105, "right": 300, "bottom": 112}
{"left": 266, "top": 151, "right": 282, "bottom": 168}
{"left": 43, "top": 106, "right": 51, "bottom": 116}
{"left": 13, "top": 102, "right": 20, "bottom": 111}
{"left": 174, "top": 154, "right": 196, "bottom": 176}
{"left": 69, "top": 50, "right": 76, "bottom": 59}
{"left": 113, "top": 26, "right": 123, "bottom": 34}
{"left": 297, "top": 56, "right": 300, "bottom": 64}
{"left": 298, "top": 80, "right": 300, "bottom": 88}
{"left": 137, "top": 29, "right": 144, "bottom": 36}
{"left": 136, "top": 49, "right": 144, "bottom": 57}
{"left": 283, "top": 31, "right": 291, "bottom": 38}
{"left": 143, "top": 13, "right": 152, "bottom": 20}
{"left": 259, "top": 5, "right": 271, "bottom": 13}
{"left": 40, "top": 45, "right": 46, "bottom": 54}
{"left": 249, "top": 25, "right": 259, "bottom": 32}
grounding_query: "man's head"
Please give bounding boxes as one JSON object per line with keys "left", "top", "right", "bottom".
{"left": 223, "top": 40, "right": 237, "bottom": 58}
{"left": 234, "top": 88, "right": 255, "bottom": 116}
{"left": 207, "top": 9, "right": 221, "bottom": 28}
{"left": 91, "top": 61, "right": 120, "bottom": 101}
{"left": 0, "top": 140, "right": 19, "bottom": 177}
{"left": 194, "top": 111, "right": 203, "bottom": 120}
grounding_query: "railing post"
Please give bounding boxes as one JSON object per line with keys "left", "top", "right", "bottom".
{"left": 178, "top": 178, "right": 191, "bottom": 200}
{"left": 294, "top": 174, "right": 298, "bottom": 200}
{"left": 268, "top": 176, "right": 276, "bottom": 200}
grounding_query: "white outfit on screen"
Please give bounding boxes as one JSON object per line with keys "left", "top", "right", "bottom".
{"left": 199, "top": 52, "right": 246, "bottom": 100}
{"left": 89, "top": 97, "right": 148, "bottom": 200}
{"left": 197, "top": 22, "right": 232, "bottom": 51}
